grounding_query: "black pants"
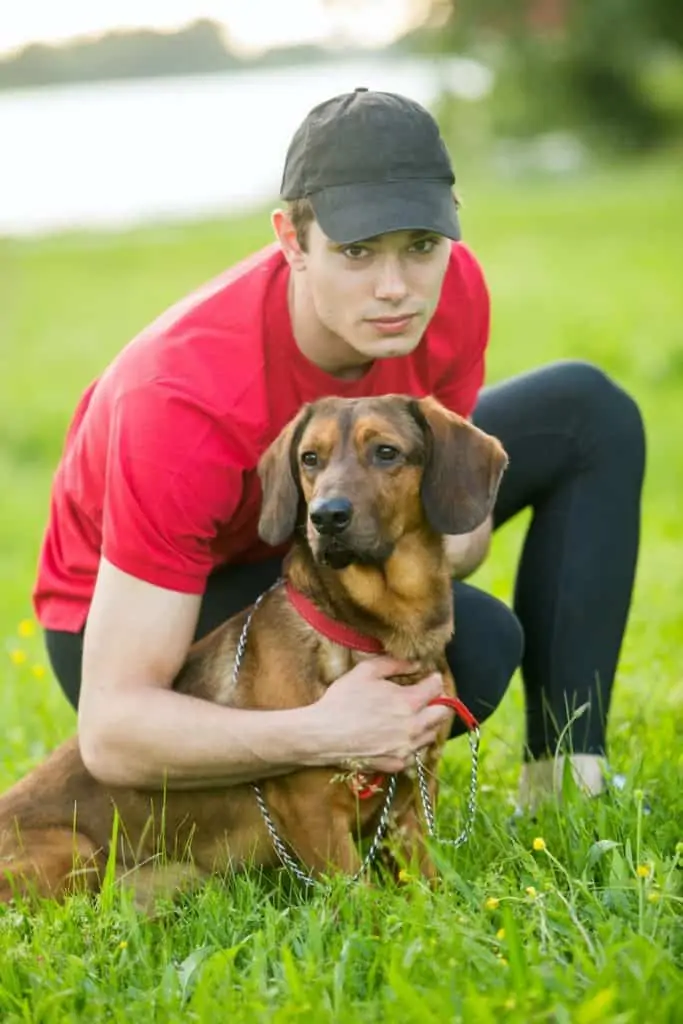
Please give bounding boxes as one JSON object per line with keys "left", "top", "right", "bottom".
{"left": 45, "top": 360, "right": 645, "bottom": 759}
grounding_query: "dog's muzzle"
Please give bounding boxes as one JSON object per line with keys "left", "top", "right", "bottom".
{"left": 308, "top": 496, "right": 393, "bottom": 570}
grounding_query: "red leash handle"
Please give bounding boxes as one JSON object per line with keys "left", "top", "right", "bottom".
{"left": 350, "top": 773, "right": 386, "bottom": 800}
{"left": 428, "top": 695, "right": 480, "bottom": 733}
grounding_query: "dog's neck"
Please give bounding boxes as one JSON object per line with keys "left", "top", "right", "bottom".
{"left": 285, "top": 528, "right": 454, "bottom": 663}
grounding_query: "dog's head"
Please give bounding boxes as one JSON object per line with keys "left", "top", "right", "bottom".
{"left": 258, "top": 395, "right": 508, "bottom": 570}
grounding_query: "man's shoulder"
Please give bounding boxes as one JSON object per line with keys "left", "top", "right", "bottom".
{"left": 99, "top": 242, "right": 287, "bottom": 410}
{"left": 441, "top": 241, "right": 489, "bottom": 305}
{"left": 418, "top": 241, "right": 490, "bottom": 377}
{"left": 428, "top": 242, "right": 489, "bottom": 334}
{"left": 143, "top": 241, "right": 285, "bottom": 343}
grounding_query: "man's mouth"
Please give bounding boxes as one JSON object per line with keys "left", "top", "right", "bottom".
{"left": 366, "top": 314, "right": 417, "bottom": 336}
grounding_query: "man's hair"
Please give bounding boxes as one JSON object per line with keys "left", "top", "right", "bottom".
{"left": 285, "top": 193, "right": 462, "bottom": 253}
{"left": 286, "top": 198, "right": 316, "bottom": 252}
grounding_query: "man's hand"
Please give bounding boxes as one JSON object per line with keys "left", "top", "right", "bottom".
{"left": 307, "top": 658, "right": 451, "bottom": 773}
{"left": 443, "top": 514, "right": 492, "bottom": 579}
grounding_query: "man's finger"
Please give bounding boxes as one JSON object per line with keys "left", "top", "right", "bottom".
{"left": 414, "top": 703, "right": 452, "bottom": 734}
{"left": 369, "top": 657, "right": 422, "bottom": 677}
{"left": 405, "top": 673, "right": 444, "bottom": 710}
{"left": 413, "top": 729, "right": 440, "bottom": 751}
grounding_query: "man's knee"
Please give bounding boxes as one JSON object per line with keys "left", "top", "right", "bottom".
{"left": 446, "top": 585, "right": 524, "bottom": 731}
{"left": 549, "top": 360, "right": 645, "bottom": 459}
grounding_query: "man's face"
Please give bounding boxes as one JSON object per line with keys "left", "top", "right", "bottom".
{"left": 298, "top": 220, "right": 451, "bottom": 362}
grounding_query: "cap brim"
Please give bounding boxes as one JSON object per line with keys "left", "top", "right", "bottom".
{"left": 308, "top": 179, "right": 461, "bottom": 244}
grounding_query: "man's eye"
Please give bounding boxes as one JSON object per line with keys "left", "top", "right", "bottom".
{"left": 374, "top": 445, "right": 400, "bottom": 464}
{"left": 341, "top": 244, "right": 370, "bottom": 260}
{"left": 410, "top": 237, "right": 438, "bottom": 254}
{"left": 301, "top": 451, "right": 318, "bottom": 467}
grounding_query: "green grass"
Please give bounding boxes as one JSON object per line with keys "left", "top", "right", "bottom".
{"left": 1, "top": 152, "right": 682, "bottom": 1022}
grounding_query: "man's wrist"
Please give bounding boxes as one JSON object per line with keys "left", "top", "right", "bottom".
{"left": 270, "top": 701, "right": 328, "bottom": 770}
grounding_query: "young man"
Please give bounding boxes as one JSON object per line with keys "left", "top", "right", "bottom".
{"left": 33, "top": 88, "right": 645, "bottom": 808}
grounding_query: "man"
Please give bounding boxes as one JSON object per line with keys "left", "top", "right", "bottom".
{"left": 33, "top": 88, "right": 645, "bottom": 809}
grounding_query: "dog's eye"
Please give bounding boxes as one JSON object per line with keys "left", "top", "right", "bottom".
{"left": 301, "top": 451, "right": 318, "bottom": 468}
{"left": 374, "top": 445, "right": 400, "bottom": 464}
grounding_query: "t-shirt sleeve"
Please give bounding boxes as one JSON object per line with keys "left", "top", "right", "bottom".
{"left": 101, "top": 384, "right": 245, "bottom": 593}
{"left": 432, "top": 245, "right": 490, "bottom": 419}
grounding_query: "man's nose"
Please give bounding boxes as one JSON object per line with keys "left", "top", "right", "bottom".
{"left": 309, "top": 497, "right": 353, "bottom": 536}
{"left": 374, "top": 256, "right": 408, "bottom": 302}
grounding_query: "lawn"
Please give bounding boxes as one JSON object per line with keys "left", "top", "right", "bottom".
{"left": 0, "top": 151, "right": 682, "bottom": 1021}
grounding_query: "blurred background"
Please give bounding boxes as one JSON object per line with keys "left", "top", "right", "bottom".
{"left": 1, "top": 1, "right": 682, "bottom": 754}
{"left": 1, "top": 0, "right": 682, "bottom": 234}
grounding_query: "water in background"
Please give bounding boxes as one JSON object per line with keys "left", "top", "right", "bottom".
{"left": 0, "top": 55, "right": 491, "bottom": 237}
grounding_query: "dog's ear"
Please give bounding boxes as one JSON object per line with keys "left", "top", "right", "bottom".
{"left": 411, "top": 396, "right": 508, "bottom": 535}
{"left": 257, "top": 405, "right": 313, "bottom": 547}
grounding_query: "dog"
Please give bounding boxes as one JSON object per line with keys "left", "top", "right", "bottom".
{"left": 0, "top": 395, "right": 507, "bottom": 906}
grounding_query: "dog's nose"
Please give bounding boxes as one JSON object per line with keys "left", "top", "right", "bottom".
{"left": 309, "top": 497, "right": 353, "bottom": 536}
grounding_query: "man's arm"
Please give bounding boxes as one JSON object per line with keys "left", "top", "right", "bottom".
{"left": 443, "top": 515, "right": 492, "bottom": 579}
{"left": 77, "top": 558, "right": 450, "bottom": 789}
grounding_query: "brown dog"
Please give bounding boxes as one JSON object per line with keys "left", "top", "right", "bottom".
{"left": 0, "top": 395, "right": 507, "bottom": 905}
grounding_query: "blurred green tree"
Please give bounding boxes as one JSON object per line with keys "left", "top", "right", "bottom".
{"left": 412, "top": 0, "right": 683, "bottom": 148}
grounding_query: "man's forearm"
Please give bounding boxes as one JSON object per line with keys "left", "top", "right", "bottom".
{"left": 78, "top": 686, "right": 323, "bottom": 790}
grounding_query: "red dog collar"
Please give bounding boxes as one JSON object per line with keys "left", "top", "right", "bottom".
{"left": 285, "top": 581, "right": 385, "bottom": 654}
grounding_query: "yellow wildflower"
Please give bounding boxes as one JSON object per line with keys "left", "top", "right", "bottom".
{"left": 525, "top": 885, "right": 537, "bottom": 897}
{"left": 31, "top": 664, "right": 46, "bottom": 679}
{"left": 118, "top": 940, "right": 128, "bottom": 950}
{"left": 398, "top": 869, "right": 413, "bottom": 883}
{"left": 532, "top": 837, "right": 546, "bottom": 852}
{"left": 17, "top": 619, "right": 36, "bottom": 638}
{"left": 636, "top": 865, "right": 650, "bottom": 879}
{"left": 485, "top": 896, "right": 500, "bottom": 910}
{"left": 647, "top": 892, "right": 660, "bottom": 904}
{"left": 496, "top": 928, "right": 506, "bottom": 941}
{"left": 9, "top": 649, "right": 27, "bottom": 666}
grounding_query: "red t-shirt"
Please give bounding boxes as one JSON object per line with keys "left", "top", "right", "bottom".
{"left": 33, "top": 241, "right": 490, "bottom": 632}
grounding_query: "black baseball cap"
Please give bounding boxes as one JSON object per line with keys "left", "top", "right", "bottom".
{"left": 280, "top": 87, "right": 461, "bottom": 245}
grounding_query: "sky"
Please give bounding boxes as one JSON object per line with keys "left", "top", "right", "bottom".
{"left": 0, "top": 0, "right": 429, "bottom": 57}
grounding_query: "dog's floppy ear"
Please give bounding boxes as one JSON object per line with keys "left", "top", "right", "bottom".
{"left": 411, "top": 396, "right": 508, "bottom": 535}
{"left": 257, "top": 405, "right": 313, "bottom": 547}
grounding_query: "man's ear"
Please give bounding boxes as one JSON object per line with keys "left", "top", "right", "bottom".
{"left": 257, "top": 405, "right": 313, "bottom": 547}
{"left": 271, "top": 208, "right": 306, "bottom": 272}
{"left": 411, "top": 396, "right": 508, "bottom": 535}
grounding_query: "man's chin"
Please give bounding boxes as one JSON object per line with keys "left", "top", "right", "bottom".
{"left": 355, "top": 336, "right": 421, "bottom": 361}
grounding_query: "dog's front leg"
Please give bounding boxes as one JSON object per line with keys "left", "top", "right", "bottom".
{"left": 282, "top": 805, "right": 363, "bottom": 880}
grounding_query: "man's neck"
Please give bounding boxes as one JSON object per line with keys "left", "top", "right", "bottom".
{"left": 287, "top": 273, "right": 372, "bottom": 382}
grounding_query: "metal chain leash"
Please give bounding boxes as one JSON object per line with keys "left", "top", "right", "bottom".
{"left": 231, "top": 579, "right": 284, "bottom": 690}
{"left": 232, "top": 579, "right": 398, "bottom": 887}
{"left": 252, "top": 773, "right": 397, "bottom": 888}
{"left": 414, "top": 724, "right": 480, "bottom": 848}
